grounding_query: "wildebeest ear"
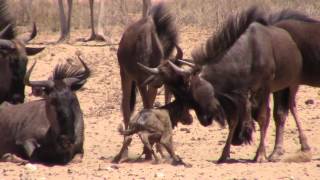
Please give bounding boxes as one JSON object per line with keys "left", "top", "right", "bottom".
{"left": 26, "top": 47, "right": 45, "bottom": 56}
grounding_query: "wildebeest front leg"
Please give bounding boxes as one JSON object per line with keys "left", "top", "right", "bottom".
{"left": 254, "top": 94, "right": 270, "bottom": 163}
{"left": 112, "top": 135, "right": 132, "bottom": 163}
{"left": 217, "top": 117, "right": 238, "bottom": 163}
{"left": 164, "top": 85, "right": 172, "bottom": 104}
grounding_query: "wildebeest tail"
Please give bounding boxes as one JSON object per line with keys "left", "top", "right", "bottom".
{"left": 130, "top": 81, "right": 136, "bottom": 114}
{"left": 118, "top": 124, "right": 139, "bottom": 136}
{"left": 231, "top": 119, "right": 255, "bottom": 145}
{"left": 150, "top": 3, "right": 178, "bottom": 59}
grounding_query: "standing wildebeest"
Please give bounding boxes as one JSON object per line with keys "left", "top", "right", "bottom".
{"left": 113, "top": 100, "right": 193, "bottom": 166}
{"left": 140, "top": 6, "right": 305, "bottom": 163}
{"left": 258, "top": 10, "right": 320, "bottom": 161}
{"left": 0, "top": 0, "right": 44, "bottom": 104}
{"left": 117, "top": 2, "right": 182, "bottom": 160}
{"left": 0, "top": 55, "right": 90, "bottom": 164}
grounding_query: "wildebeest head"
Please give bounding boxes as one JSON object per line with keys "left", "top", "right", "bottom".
{"left": 139, "top": 60, "right": 225, "bottom": 127}
{"left": 0, "top": 23, "right": 44, "bottom": 104}
{"left": 24, "top": 55, "right": 90, "bottom": 150}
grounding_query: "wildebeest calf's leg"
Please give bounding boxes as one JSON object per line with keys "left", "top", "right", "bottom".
{"left": 112, "top": 136, "right": 133, "bottom": 163}
{"left": 289, "top": 86, "right": 311, "bottom": 152}
{"left": 254, "top": 94, "right": 270, "bottom": 163}
{"left": 138, "top": 132, "right": 159, "bottom": 163}
{"left": 160, "top": 133, "right": 191, "bottom": 167}
{"left": 138, "top": 85, "right": 158, "bottom": 160}
{"left": 269, "top": 89, "right": 289, "bottom": 161}
{"left": 1, "top": 153, "right": 28, "bottom": 165}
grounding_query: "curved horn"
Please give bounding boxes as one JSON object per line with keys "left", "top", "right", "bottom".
{"left": 0, "top": 39, "right": 15, "bottom": 49}
{"left": 175, "top": 44, "right": 183, "bottom": 60}
{"left": 177, "top": 59, "right": 196, "bottom": 68}
{"left": 168, "top": 61, "right": 192, "bottom": 76}
{"left": 63, "top": 54, "right": 91, "bottom": 86}
{"left": 137, "top": 63, "right": 160, "bottom": 75}
{"left": 18, "top": 22, "right": 37, "bottom": 44}
{"left": 141, "top": 75, "right": 156, "bottom": 86}
{"left": 24, "top": 61, "right": 54, "bottom": 88}
{"left": 0, "top": 24, "right": 12, "bottom": 38}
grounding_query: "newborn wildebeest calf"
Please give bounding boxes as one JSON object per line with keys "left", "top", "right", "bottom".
{"left": 112, "top": 100, "right": 193, "bottom": 167}
{"left": 0, "top": 55, "right": 90, "bottom": 164}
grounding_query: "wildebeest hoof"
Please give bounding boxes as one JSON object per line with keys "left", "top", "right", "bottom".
{"left": 254, "top": 154, "right": 268, "bottom": 163}
{"left": 1, "top": 153, "right": 28, "bottom": 165}
{"left": 268, "top": 152, "right": 284, "bottom": 162}
{"left": 111, "top": 156, "right": 121, "bottom": 164}
{"left": 217, "top": 156, "right": 230, "bottom": 164}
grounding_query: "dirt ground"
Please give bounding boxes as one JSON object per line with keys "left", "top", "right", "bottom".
{"left": 0, "top": 27, "right": 319, "bottom": 180}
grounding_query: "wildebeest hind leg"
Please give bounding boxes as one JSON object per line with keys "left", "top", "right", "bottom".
{"left": 254, "top": 95, "right": 270, "bottom": 163}
{"left": 289, "top": 86, "right": 311, "bottom": 152}
{"left": 269, "top": 90, "right": 289, "bottom": 161}
{"left": 139, "top": 132, "right": 159, "bottom": 163}
{"left": 112, "top": 136, "right": 132, "bottom": 163}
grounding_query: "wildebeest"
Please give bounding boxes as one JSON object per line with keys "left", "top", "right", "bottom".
{"left": 0, "top": 55, "right": 90, "bottom": 164}
{"left": 0, "top": 0, "right": 45, "bottom": 104}
{"left": 140, "top": 6, "right": 305, "bottom": 163}
{"left": 257, "top": 10, "right": 320, "bottom": 161}
{"left": 117, "top": 2, "right": 182, "bottom": 159}
{"left": 112, "top": 100, "right": 193, "bottom": 167}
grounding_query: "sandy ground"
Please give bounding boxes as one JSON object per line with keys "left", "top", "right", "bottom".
{"left": 0, "top": 27, "right": 320, "bottom": 180}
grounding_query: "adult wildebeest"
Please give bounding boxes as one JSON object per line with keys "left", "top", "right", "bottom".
{"left": 259, "top": 10, "right": 320, "bottom": 161}
{"left": 0, "top": 55, "right": 90, "bottom": 164}
{"left": 139, "top": 6, "right": 305, "bottom": 163}
{"left": 117, "top": 2, "right": 182, "bottom": 160}
{"left": 0, "top": 0, "right": 44, "bottom": 104}
{"left": 113, "top": 100, "right": 193, "bottom": 167}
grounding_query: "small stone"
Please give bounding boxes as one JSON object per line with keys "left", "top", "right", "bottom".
{"left": 180, "top": 128, "right": 191, "bottom": 133}
{"left": 317, "top": 164, "right": 320, "bottom": 167}
{"left": 305, "top": 99, "right": 314, "bottom": 105}
{"left": 110, "top": 165, "right": 119, "bottom": 169}
{"left": 25, "top": 163, "right": 37, "bottom": 171}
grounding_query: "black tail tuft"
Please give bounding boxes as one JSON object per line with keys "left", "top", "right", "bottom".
{"left": 232, "top": 117, "right": 255, "bottom": 146}
{"left": 151, "top": 3, "right": 178, "bottom": 59}
{"left": 130, "top": 82, "right": 136, "bottom": 114}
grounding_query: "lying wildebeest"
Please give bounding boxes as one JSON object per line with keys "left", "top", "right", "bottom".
{"left": 0, "top": 0, "right": 44, "bottom": 104}
{"left": 0, "top": 55, "right": 90, "bottom": 164}
{"left": 139, "top": 6, "right": 305, "bottom": 163}
{"left": 112, "top": 100, "right": 193, "bottom": 167}
{"left": 117, "top": 2, "right": 182, "bottom": 159}
{"left": 258, "top": 10, "right": 320, "bottom": 161}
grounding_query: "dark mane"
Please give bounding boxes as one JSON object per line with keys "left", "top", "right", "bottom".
{"left": 192, "top": 6, "right": 267, "bottom": 65}
{"left": 52, "top": 61, "right": 91, "bottom": 81}
{"left": 0, "top": 0, "right": 16, "bottom": 39}
{"left": 150, "top": 3, "right": 178, "bottom": 59}
{"left": 268, "top": 9, "right": 319, "bottom": 24}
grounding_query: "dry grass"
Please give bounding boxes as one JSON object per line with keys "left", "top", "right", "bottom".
{"left": 7, "top": 0, "right": 320, "bottom": 33}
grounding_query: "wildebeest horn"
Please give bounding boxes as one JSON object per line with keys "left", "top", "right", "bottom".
{"left": 137, "top": 63, "right": 160, "bottom": 75}
{"left": 168, "top": 61, "right": 192, "bottom": 76}
{"left": 141, "top": 75, "right": 156, "bottom": 86}
{"left": 18, "top": 22, "right": 37, "bottom": 44}
{"left": 175, "top": 44, "right": 183, "bottom": 60}
{"left": 63, "top": 55, "right": 91, "bottom": 86}
{"left": 177, "top": 59, "right": 196, "bottom": 68}
{"left": 24, "top": 61, "right": 54, "bottom": 88}
{"left": 0, "top": 39, "right": 15, "bottom": 49}
{"left": 0, "top": 24, "right": 12, "bottom": 38}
